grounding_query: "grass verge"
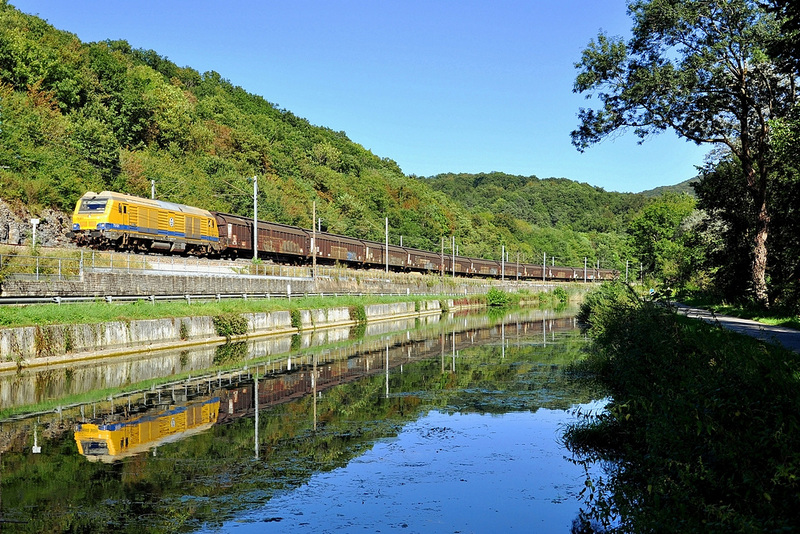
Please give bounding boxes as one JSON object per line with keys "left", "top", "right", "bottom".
{"left": 0, "top": 294, "right": 477, "bottom": 329}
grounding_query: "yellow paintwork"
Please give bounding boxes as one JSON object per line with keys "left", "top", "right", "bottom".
{"left": 71, "top": 190, "right": 220, "bottom": 247}
{"left": 74, "top": 399, "right": 220, "bottom": 461}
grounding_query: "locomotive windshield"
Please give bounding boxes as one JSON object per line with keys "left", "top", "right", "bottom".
{"left": 80, "top": 440, "right": 109, "bottom": 456}
{"left": 78, "top": 198, "right": 109, "bottom": 213}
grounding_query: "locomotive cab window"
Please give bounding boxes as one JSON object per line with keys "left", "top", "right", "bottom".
{"left": 79, "top": 198, "right": 108, "bottom": 213}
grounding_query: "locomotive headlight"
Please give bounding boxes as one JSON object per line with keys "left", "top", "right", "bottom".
{"left": 72, "top": 223, "right": 80, "bottom": 231}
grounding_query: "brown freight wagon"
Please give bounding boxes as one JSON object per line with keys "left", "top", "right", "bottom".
{"left": 315, "top": 232, "right": 365, "bottom": 265}
{"left": 213, "top": 212, "right": 310, "bottom": 262}
{"left": 407, "top": 248, "right": 441, "bottom": 273}
{"left": 363, "top": 242, "right": 409, "bottom": 270}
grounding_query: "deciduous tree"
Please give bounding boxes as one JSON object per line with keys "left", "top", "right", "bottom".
{"left": 571, "top": 0, "right": 799, "bottom": 306}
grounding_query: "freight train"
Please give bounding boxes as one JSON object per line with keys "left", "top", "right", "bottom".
{"left": 69, "top": 190, "right": 616, "bottom": 281}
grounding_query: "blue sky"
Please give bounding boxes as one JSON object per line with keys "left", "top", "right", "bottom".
{"left": 12, "top": 0, "right": 709, "bottom": 193}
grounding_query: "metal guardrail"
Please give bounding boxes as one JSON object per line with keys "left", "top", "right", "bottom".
{"left": 0, "top": 250, "right": 493, "bottom": 283}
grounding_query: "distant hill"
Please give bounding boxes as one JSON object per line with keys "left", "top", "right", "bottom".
{"left": 639, "top": 178, "right": 699, "bottom": 198}
{"left": 423, "top": 172, "right": 647, "bottom": 234}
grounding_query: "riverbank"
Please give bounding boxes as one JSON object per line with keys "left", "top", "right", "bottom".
{"left": 0, "top": 288, "right": 578, "bottom": 372}
{"left": 0, "top": 297, "right": 471, "bottom": 372}
{"left": 566, "top": 282, "right": 800, "bottom": 533}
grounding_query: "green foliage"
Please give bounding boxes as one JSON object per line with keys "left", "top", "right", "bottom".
{"left": 567, "top": 288, "right": 800, "bottom": 532}
{"left": 178, "top": 320, "right": 189, "bottom": 341}
{"left": 575, "top": 281, "right": 639, "bottom": 333}
{"left": 628, "top": 192, "right": 701, "bottom": 286}
{"left": 763, "top": 112, "right": 800, "bottom": 311}
{"left": 212, "top": 313, "right": 248, "bottom": 340}
{"left": 768, "top": 0, "right": 800, "bottom": 72}
{"left": 552, "top": 286, "right": 568, "bottom": 304}
{"left": 572, "top": 0, "right": 800, "bottom": 306}
{"left": 486, "top": 288, "right": 510, "bottom": 307}
{"left": 694, "top": 158, "right": 758, "bottom": 301}
{"left": 424, "top": 172, "right": 641, "bottom": 266}
{"left": 695, "top": 133, "right": 800, "bottom": 311}
{"left": 349, "top": 304, "right": 366, "bottom": 326}
{"left": 62, "top": 325, "right": 73, "bottom": 352}
{"left": 290, "top": 308, "right": 302, "bottom": 331}
{"left": 425, "top": 172, "right": 644, "bottom": 233}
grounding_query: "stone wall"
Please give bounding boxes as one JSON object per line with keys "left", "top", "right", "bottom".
{"left": 1, "top": 271, "right": 318, "bottom": 298}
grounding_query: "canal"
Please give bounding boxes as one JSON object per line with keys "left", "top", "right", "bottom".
{"left": 0, "top": 308, "right": 605, "bottom": 533}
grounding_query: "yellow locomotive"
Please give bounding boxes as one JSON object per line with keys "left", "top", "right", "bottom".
{"left": 74, "top": 397, "right": 220, "bottom": 462}
{"left": 70, "top": 191, "right": 221, "bottom": 255}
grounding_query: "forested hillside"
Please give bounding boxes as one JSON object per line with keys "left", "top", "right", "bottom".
{"left": 0, "top": 2, "right": 639, "bottom": 267}
{"left": 425, "top": 172, "right": 645, "bottom": 233}
{"left": 424, "top": 172, "right": 642, "bottom": 268}
{"left": 640, "top": 178, "right": 699, "bottom": 198}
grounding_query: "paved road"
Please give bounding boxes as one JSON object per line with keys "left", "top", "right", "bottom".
{"left": 673, "top": 303, "right": 800, "bottom": 354}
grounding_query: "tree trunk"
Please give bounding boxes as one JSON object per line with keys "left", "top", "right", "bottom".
{"left": 741, "top": 150, "right": 770, "bottom": 308}
{"left": 751, "top": 191, "right": 770, "bottom": 308}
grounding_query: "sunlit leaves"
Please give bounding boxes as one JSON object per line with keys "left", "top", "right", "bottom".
{"left": 628, "top": 192, "right": 697, "bottom": 282}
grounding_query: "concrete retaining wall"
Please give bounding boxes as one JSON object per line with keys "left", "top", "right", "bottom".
{"left": 0, "top": 299, "right": 480, "bottom": 370}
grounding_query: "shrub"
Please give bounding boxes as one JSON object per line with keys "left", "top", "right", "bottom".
{"left": 290, "top": 309, "right": 302, "bottom": 331}
{"left": 486, "top": 288, "right": 510, "bottom": 307}
{"left": 566, "top": 283, "right": 800, "bottom": 532}
{"left": 349, "top": 304, "right": 367, "bottom": 326}
{"left": 552, "top": 286, "right": 569, "bottom": 304}
{"left": 212, "top": 313, "right": 248, "bottom": 340}
{"left": 575, "top": 281, "right": 638, "bottom": 332}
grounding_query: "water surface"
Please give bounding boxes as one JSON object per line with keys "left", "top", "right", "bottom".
{"left": 0, "top": 309, "right": 604, "bottom": 533}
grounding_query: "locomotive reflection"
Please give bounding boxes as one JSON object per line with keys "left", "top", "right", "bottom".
{"left": 74, "top": 397, "right": 220, "bottom": 462}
